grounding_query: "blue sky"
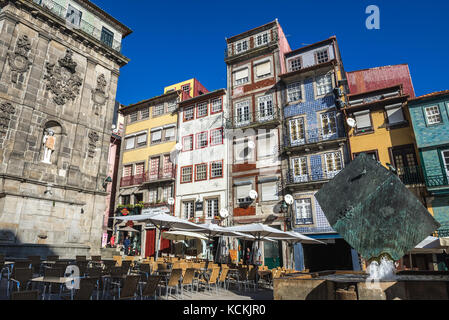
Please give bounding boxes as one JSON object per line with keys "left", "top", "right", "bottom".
{"left": 92, "top": 0, "right": 449, "bottom": 106}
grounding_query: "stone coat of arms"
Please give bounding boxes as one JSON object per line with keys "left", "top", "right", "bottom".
{"left": 92, "top": 74, "right": 109, "bottom": 115}
{"left": 44, "top": 49, "right": 83, "bottom": 106}
{"left": 7, "top": 35, "right": 32, "bottom": 83}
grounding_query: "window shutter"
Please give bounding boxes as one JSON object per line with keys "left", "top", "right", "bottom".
{"left": 151, "top": 130, "right": 162, "bottom": 142}
{"left": 354, "top": 111, "right": 372, "bottom": 129}
{"left": 386, "top": 104, "right": 404, "bottom": 124}
{"left": 255, "top": 61, "right": 271, "bottom": 77}
{"left": 125, "top": 137, "right": 135, "bottom": 149}
{"left": 135, "top": 163, "right": 144, "bottom": 175}
{"left": 261, "top": 182, "right": 278, "bottom": 201}
{"left": 234, "top": 68, "right": 248, "bottom": 81}
{"left": 165, "top": 127, "right": 175, "bottom": 138}
{"left": 136, "top": 133, "right": 147, "bottom": 145}
{"left": 123, "top": 165, "right": 132, "bottom": 177}
{"left": 237, "top": 185, "right": 251, "bottom": 199}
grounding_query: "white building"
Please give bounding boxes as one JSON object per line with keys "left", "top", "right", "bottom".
{"left": 175, "top": 89, "right": 229, "bottom": 227}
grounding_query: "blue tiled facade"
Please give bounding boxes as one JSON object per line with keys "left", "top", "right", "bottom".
{"left": 408, "top": 93, "right": 449, "bottom": 230}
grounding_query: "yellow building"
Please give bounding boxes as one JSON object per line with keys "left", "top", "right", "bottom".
{"left": 343, "top": 84, "right": 427, "bottom": 204}
{"left": 164, "top": 78, "right": 208, "bottom": 98}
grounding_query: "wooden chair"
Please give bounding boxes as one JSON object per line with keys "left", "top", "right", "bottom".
{"left": 42, "top": 268, "right": 65, "bottom": 299}
{"left": 91, "top": 255, "right": 102, "bottom": 262}
{"left": 139, "top": 275, "right": 162, "bottom": 300}
{"left": 113, "top": 255, "right": 122, "bottom": 266}
{"left": 217, "top": 267, "right": 229, "bottom": 290}
{"left": 14, "top": 259, "right": 32, "bottom": 270}
{"left": 163, "top": 268, "right": 182, "bottom": 300}
{"left": 11, "top": 290, "right": 39, "bottom": 300}
{"left": 121, "top": 260, "right": 132, "bottom": 274}
{"left": 199, "top": 267, "right": 220, "bottom": 295}
{"left": 111, "top": 275, "right": 140, "bottom": 300}
{"left": 138, "top": 263, "right": 151, "bottom": 281}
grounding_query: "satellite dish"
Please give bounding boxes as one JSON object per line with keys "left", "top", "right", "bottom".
{"left": 175, "top": 143, "right": 183, "bottom": 151}
{"left": 285, "top": 194, "right": 294, "bottom": 205}
{"left": 248, "top": 141, "right": 256, "bottom": 149}
{"left": 346, "top": 118, "right": 356, "bottom": 128}
{"left": 111, "top": 124, "right": 117, "bottom": 130}
{"left": 167, "top": 197, "right": 175, "bottom": 205}
{"left": 220, "top": 208, "right": 229, "bottom": 218}
{"left": 249, "top": 190, "right": 258, "bottom": 200}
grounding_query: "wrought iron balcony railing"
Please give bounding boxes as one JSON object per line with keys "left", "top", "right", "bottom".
{"left": 396, "top": 166, "right": 425, "bottom": 185}
{"left": 286, "top": 169, "right": 342, "bottom": 185}
{"left": 433, "top": 228, "right": 449, "bottom": 238}
{"left": 425, "top": 174, "right": 449, "bottom": 188}
{"left": 120, "top": 168, "right": 176, "bottom": 187}
{"left": 284, "top": 126, "right": 346, "bottom": 148}
{"left": 225, "top": 32, "right": 279, "bottom": 59}
{"left": 33, "top": 0, "right": 122, "bottom": 53}
{"left": 225, "top": 107, "right": 280, "bottom": 129}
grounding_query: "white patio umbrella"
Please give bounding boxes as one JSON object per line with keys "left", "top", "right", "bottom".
{"left": 113, "top": 213, "right": 200, "bottom": 259}
{"left": 268, "top": 231, "right": 325, "bottom": 269}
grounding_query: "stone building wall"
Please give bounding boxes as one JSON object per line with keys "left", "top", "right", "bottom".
{"left": 0, "top": 1, "right": 128, "bottom": 257}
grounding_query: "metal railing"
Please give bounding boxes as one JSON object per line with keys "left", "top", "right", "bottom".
{"left": 226, "top": 107, "right": 280, "bottom": 129}
{"left": 284, "top": 126, "right": 346, "bottom": 148}
{"left": 433, "top": 228, "right": 449, "bottom": 238}
{"left": 396, "top": 166, "right": 425, "bottom": 185}
{"left": 33, "top": 0, "right": 122, "bottom": 52}
{"left": 286, "top": 169, "right": 342, "bottom": 185}
{"left": 425, "top": 174, "right": 449, "bottom": 188}
{"left": 225, "top": 32, "right": 279, "bottom": 59}
{"left": 120, "top": 168, "right": 176, "bottom": 187}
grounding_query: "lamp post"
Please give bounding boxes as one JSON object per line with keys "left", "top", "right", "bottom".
{"left": 283, "top": 195, "right": 294, "bottom": 269}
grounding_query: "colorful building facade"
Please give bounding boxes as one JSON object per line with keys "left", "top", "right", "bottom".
{"left": 280, "top": 37, "right": 358, "bottom": 272}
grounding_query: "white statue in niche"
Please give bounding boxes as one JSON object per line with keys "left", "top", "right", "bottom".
{"left": 42, "top": 129, "right": 56, "bottom": 164}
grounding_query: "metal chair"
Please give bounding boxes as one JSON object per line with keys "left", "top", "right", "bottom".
{"left": 180, "top": 268, "right": 196, "bottom": 297}
{"left": 46, "top": 255, "right": 59, "bottom": 262}
{"left": 139, "top": 275, "right": 162, "bottom": 300}
{"left": 9, "top": 268, "right": 33, "bottom": 296}
{"left": 163, "top": 268, "right": 182, "bottom": 300}
{"left": 217, "top": 267, "right": 230, "bottom": 291}
{"left": 199, "top": 267, "right": 220, "bottom": 295}
{"left": 111, "top": 275, "right": 140, "bottom": 300}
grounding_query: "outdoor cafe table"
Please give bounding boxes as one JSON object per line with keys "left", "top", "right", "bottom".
{"left": 31, "top": 276, "right": 74, "bottom": 300}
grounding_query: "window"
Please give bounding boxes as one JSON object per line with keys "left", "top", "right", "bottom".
{"left": 316, "top": 49, "right": 329, "bottom": 64}
{"left": 181, "top": 166, "right": 193, "bottom": 183}
{"left": 151, "top": 129, "right": 162, "bottom": 144}
{"left": 291, "top": 157, "right": 308, "bottom": 182}
{"left": 234, "top": 139, "right": 254, "bottom": 162}
{"left": 289, "top": 118, "right": 306, "bottom": 145}
{"left": 182, "top": 84, "right": 190, "bottom": 93}
{"left": 100, "top": 27, "right": 114, "bottom": 48}
{"left": 149, "top": 157, "right": 160, "bottom": 180}
{"left": 316, "top": 74, "right": 333, "bottom": 96}
{"left": 289, "top": 57, "right": 302, "bottom": 72}
{"left": 386, "top": 104, "right": 405, "bottom": 125}
{"left": 123, "top": 165, "right": 132, "bottom": 177}
{"left": 354, "top": 151, "right": 378, "bottom": 161}
{"left": 255, "top": 32, "right": 269, "bottom": 46}
{"left": 183, "top": 201, "right": 195, "bottom": 219}
{"left": 164, "top": 126, "right": 175, "bottom": 141}
{"left": 197, "top": 102, "right": 208, "bottom": 118}
{"left": 324, "top": 152, "right": 343, "bottom": 178}
{"left": 66, "top": 5, "right": 82, "bottom": 26}
{"left": 136, "top": 133, "right": 147, "bottom": 148}
{"left": 125, "top": 136, "right": 135, "bottom": 150}
{"left": 235, "top": 40, "right": 248, "bottom": 54}
{"left": 161, "top": 186, "right": 172, "bottom": 202}
{"left": 206, "top": 198, "right": 219, "bottom": 219}
{"left": 184, "top": 106, "right": 194, "bottom": 121}
{"left": 235, "top": 101, "right": 250, "bottom": 125}
{"left": 195, "top": 163, "right": 208, "bottom": 181}
{"left": 210, "top": 128, "right": 223, "bottom": 146}
{"left": 261, "top": 182, "right": 279, "bottom": 202}
{"left": 148, "top": 188, "right": 158, "bottom": 203}
{"left": 234, "top": 68, "right": 249, "bottom": 86}
{"left": 257, "top": 132, "right": 276, "bottom": 158}
{"left": 121, "top": 195, "right": 131, "bottom": 205}
{"left": 129, "top": 111, "right": 138, "bottom": 123}
{"left": 255, "top": 61, "right": 271, "bottom": 78}
{"left": 425, "top": 106, "right": 442, "bottom": 125}
{"left": 211, "top": 98, "right": 223, "bottom": 114}
{"left": 210, "top": 161, "right": 223, "bottom": 179}
{"left": 258, "top": 95, "right": 274, "bottom": 121}
{"left": 354, "top": 110, "right": 373, "bottom": 133}
{"left": 321, "top": 112, "right": 337, "bottom": 137}
{"left": 140, "top": 107, "right": 149, "bottom": 119}
{"left": 153, "top": 104, "right": 164, "bottom": 117}
{"left": 182, "top": 135, "right": 193, "bottom": 151}
{"left": 236, "top": 184, "right": 252, "bottom": 204}
{"left": 135, "top": 162, "right": 144, "bottom": 176}
{"left": 287, "top": 82, "right": 302, "bottom": 102}
{"left": 167, "top": 101, "right": 177, "bottom": 112}
{"left": 442, "top": 150, "right": 449, "bottom": 178}
{"left": 295, "top": 199, "right": 313, "bottom": 225}
{"left": 196, "top": 132, "right": 208, "bottom": 149}
{"left": 162, "top": 154, "right": 173, "bottom": 178}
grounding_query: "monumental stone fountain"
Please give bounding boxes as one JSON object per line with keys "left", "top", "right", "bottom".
{"left": 273, "top": 153, "right": 449, "bottom": 300}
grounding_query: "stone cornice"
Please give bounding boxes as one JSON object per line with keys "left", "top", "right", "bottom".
{"left": 0, "top": 191, "right": 87, "bottom": 206}
{"left": 0, "top": 174, "right": 109, "bottom": 196}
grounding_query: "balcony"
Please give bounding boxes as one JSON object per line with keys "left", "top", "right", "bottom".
{"left": 396, "top": 166, "right": 425, "bottom": 185}
{"left": 425, "top": 175, "right": 449, "bottom": 189}
{"left": 33, "top": 0, "right": 122, "bottom": 53}
{"left": 120, "top": 168, "right": 176, "bottom": 187}
{"left": 225, "top": 107, "right": 280, "bottom": 130}
{"left": 284, "top": 127, "right": 347, "bottom": 153}
{"left": 286, "top": 169, "right": 341, "bottom": 189}
{"left": 433, "top": 228, "right": 449, "bottom": 238}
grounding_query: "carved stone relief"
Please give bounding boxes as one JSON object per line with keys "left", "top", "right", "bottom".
{"left": 88, "top": 131, "right": 99, "bottom": 158}
{"left": 0, "top": 102, "right": 15, "bottom": 135}
{"left": 44, "top": 49, "right": 83, "bottom": 105}
{"left": 7, "top": 35, "right": 32, "bottom": 84}
{"left": 91, "top": 74, "right": 109, "bottom": 115}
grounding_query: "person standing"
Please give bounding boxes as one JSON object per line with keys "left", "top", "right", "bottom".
{"left": 110, "top": 235, "right": 115, "bottom": 248}
{"left": 123, "top": 236, "right": 131, "bottom": 256}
